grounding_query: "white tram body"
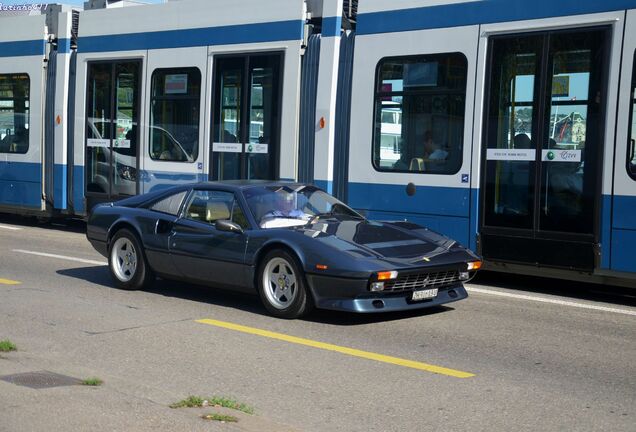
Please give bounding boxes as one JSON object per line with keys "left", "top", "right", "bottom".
{"left": 0, "top": 0, "right": 634, "bottom": 286}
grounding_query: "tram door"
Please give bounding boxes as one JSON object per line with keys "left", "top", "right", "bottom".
{"left": 211, "top": 53, "right": 282, "bottom": 181}
{"left": 480, "top": 28, "right": 609, "bottom": 270}
{"left": 85, "top": 61, "right": 141, "bottom": 209}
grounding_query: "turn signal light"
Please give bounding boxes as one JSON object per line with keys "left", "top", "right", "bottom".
{"left": 467, "top": 261, "right": 482, "bottom": 271}
{"left": 316, "top": 264, "right": 328, "bottom": 270}
{"left": 376, "top": 271, "right": 398, "bottom": 280}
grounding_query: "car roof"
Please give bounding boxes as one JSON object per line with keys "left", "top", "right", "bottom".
{"left": 191, "top": 180, "right": 310, "bottom": 191}
{"left": 112, "top": 181, "right": 316, "bottom": 209}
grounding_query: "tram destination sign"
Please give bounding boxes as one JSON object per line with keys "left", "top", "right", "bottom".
{"left": 0, "top": 3, "right": 48, "bottom": 16}
{"left": 486, "top": 149, "right": 535, "bottom": 161}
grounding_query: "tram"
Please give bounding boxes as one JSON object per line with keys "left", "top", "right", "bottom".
{"left": 0, "top": 0, "right": 634, "bottom": 286}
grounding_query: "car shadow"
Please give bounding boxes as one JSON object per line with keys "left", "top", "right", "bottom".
{"left": 55, "top": 266, "right": 454, "bottom": 324}
{"left": 304, "top": 305, "right": 453, "bottom": 326}
{"left": 56, "top": 266, "right": 269, "bottom": 316}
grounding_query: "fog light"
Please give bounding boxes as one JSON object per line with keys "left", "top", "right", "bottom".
{"left": 459, "top": 271, "right": 470, "bottom": 280}
{"left": 370, "top": 282, "right": 385, "bottom": 292}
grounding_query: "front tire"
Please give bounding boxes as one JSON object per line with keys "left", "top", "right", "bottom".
{"left": 257, "top": 249, "right": 313, "bottom": 319}
{"left": 108, "top": 229, "right": 154, "bottom": 290}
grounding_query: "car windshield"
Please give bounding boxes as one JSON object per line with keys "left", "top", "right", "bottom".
{"left": 243, "top": 185, "right": 363, "bottom": 228}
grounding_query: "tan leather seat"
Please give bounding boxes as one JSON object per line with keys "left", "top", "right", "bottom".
{"left": 206, "top": 201, "right": 231, "bottom": 222}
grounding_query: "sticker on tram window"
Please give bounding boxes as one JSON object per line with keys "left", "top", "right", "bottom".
{"left": 552, "top": 76, "right": 570, "bottom": 98}
{"left": 213, "top": 142, "right": 242, "bottom": 153}
{"left": 245, "top": 143, "right": 268, "bottom": 154}
{"left": 87, "top": 138, "right": 110, "bottom": 148}
{"left": 486, "top": 149, "right": 536, "bottom": 161}
{"left": 541, "top": 149, "right": 581, "bottom": 162}
{"left": 113, "top": 138, "right": 131, "bottom": 149}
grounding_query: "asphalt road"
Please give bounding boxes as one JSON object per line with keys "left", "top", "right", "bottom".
{"left": 0, "top": 215, "right": 635, "bottom": 432}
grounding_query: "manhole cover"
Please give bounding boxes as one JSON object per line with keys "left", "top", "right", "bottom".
{"left": 0, "top": 371, "right": 82, "bottom": 389}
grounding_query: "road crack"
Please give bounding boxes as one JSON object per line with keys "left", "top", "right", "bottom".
{"left": 83, "top": 318, "right": 194, "bottom": 335}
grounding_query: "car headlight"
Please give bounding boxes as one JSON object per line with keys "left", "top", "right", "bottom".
{"left": 117, "top": 164, "right": 137, "bottom": 181}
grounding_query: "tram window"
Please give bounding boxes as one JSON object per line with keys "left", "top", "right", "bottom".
{"left": 372, "top": 53, "right": 467, "bottom": 174}
{"left": 0, "top": 74, "right": 29, "bottom": 154}
{"left": 628, "top": 52, "right": 636, "bottom": 179}
{"left": 149, "top": 68, "right": 201, "bottom": 162}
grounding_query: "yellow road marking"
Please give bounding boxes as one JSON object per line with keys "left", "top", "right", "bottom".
{"left": 0, "top": 278, "right": 21, "bottom": 285}
{"left": 196, "top": 318, "right": 475, "bottom": 378}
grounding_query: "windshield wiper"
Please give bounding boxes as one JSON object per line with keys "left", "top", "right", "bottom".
{"left": 307, "top": 209, "right": 365, "bottom": 224}
{"left": 308, "top": 211, "right": 334, "bottom": 224}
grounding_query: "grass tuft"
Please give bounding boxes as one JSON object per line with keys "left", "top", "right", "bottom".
{"left": 170, "top": 395, "right": 254, "bottom": 414}
{"left": 201, "top": 413, "right": 238, "bottom": 423}
{"left": 170, "top": 395, "right": 205, "bottom": 409}
{"left": 0, "top": 340, "right": 17, "bottom": 352}
{"left": 208, "top": 396, "right": 254, "bottom": 415}
{"left": 82, "top": 377, "right": 103, "bottom": 386}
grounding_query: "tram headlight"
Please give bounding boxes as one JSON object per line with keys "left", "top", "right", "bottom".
{"left": 117, "top": 164, "right": 137, "bottom": 181}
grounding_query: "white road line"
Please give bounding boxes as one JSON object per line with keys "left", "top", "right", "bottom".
{"left": 466, "top": 286, "right": 636, "bottom": 317}
{"left": 12, "top": 249, "right": 106, "bottom": 266}
{"left": 0, "top": 224, "right": 22, "bottom": 231}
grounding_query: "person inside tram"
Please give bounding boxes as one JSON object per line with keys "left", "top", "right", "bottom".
{"left": 513, "top": 133, "right": 531, "bottom": 149}
{"left": 392, "top": 131, "right": 449, "bottom": 171}
{"left": 0, "top": 126, "right": 28, "bottom": 153}
{"left": 409, "top": 130, "right": 447, "bottom": 171}
{"left": 423, "top": 130, "right": 448, "bottom": 161}
{"left": 392, "top": 150, "right": 410, "bottom": 171}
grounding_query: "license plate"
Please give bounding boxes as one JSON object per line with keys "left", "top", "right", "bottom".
{"left": 412, "top": 288, "right": 438, "bottom": 301}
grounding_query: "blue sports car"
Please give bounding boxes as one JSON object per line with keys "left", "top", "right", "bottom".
{"left": 86, "top": 181, "right": 481, "bottom": 318}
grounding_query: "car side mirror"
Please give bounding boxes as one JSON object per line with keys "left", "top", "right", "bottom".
{"left": 215, "top": 219, "right": 244, "bottom": 234}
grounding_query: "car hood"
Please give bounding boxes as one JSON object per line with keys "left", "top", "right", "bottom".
{"left": 295, "top": 218, "right": 469, "bottom": 265}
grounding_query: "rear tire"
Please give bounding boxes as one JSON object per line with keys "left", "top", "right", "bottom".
{"left": 108, "top": 228, "right": 154, "bottom": 290}
{"left": 257, "top": 249, "right": 313, "bottom": 319}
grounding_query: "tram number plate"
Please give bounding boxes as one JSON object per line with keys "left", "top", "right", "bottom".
{"left": 412, "top": 288, "right": 438, "bottom": 301}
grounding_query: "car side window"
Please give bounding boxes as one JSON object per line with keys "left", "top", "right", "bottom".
{"left": 149, "top": 191, "right": 187, "bottom": 216}
{"left": 184, "top": 190, "right": 235, "bottom": 224}
{"left": 231, "top": 200, "right": 250, "bottom": 229}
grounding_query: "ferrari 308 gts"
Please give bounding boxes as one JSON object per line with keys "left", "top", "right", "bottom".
{"left": 86, "top": 181, "right": 481, "bottom": 318}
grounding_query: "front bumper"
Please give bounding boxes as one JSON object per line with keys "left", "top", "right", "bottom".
{"left": 305, "top": 273, "right": 468, "bottom": 313}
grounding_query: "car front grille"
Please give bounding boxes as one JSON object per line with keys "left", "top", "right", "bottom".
{"left": 383, "top": 270, "right": 460, "bottom": 292}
